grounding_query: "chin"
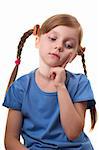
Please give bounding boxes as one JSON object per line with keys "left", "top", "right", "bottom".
{"left": 49, "top": 63, "right": 61, "bottom": 67}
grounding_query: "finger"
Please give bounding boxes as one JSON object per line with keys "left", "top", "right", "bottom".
{"left": 68, "top": 53, "right": 77, "bottom": 63}
{"left": 62, "top": 60, "right": 68, "bottom": 68}
{"left": 62, "top": 54, "right": 72, "bottom": 68}
{"left": 50, "top": 72, "right": 56, "bottom": 80}
{"left": 48, "top": 69, "right": 56, "bottom": 80}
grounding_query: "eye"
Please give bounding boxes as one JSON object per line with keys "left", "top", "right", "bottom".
{"left": 48, "top": 36, "right": 57, "bottom": 41}
{"left": 64, "top": 43, "right": 73, "bottom": 49}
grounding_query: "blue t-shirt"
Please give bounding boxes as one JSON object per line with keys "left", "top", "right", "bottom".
{"left": 3, "top": 69, "right": 95, "bottom": 150}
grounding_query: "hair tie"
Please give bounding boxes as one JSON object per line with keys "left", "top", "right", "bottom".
{"left": 15, "top": 59, "right": 21, "bottom": 65}
{"left": 33, "top": 24, "right": 40, "bottom": 35}
{"left": 78, "top": 46, "right": 86, "bottom": 55}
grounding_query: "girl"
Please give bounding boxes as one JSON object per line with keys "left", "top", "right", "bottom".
{"left": 3, "top": 14, "right": 97, "bottom": 150}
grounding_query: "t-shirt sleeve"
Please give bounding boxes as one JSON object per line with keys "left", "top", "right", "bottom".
{"left": 73, "top": 74, "right": 96, "bottom": 109}
{"left": 2, "top": 79, "right": 24, "bottom": 111}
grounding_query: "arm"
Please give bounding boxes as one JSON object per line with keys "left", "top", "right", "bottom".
{"left": 4, "top": 109, "right": 28, "bottom": 150}
{"left": 49, "top": 67, "right": 87, "bottom": 141}
{"left": 57, "top": 84, "right": 87, "bottom": 141}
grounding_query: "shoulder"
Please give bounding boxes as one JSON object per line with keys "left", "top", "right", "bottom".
{"left": 67, "top": 70, "right": 87, "bottom": 80}
{"left": 3, "top": 70, "right": 35, "bottom": 110}
{"left": 66, "top": 70, "right": 94, "bottom": 99}
{"left": 6, "top": 70, "right": 35, "bottom": 97}
{"left": 66, "top": 70, "right": 89, "bottom": 87}
{"left": 11, "top": 70, "right": 34, "bottom": 90}
{"left": 16, "top": 70, "right": 34, "bottom": 83}
{"left": 66, "top": 71, "right": 95, "bottom": 108}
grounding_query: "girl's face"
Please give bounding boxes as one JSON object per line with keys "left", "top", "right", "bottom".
{"left": 35, "top": 25, "right": 79, "bottom": 67}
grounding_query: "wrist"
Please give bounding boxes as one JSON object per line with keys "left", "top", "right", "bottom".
{"left": 56, "top": 83, "right": 66, "bottom": 91}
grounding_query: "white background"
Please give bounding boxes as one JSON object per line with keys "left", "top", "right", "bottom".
{"left": 0, "top": 0, "right": 99, "bottom": 149}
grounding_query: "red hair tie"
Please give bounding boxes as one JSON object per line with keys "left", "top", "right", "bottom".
{"left": 15, "top": 59, "right": 21, "bottom": 65}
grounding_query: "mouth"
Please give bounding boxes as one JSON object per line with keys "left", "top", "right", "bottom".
{"left": 49, "top": 53, "right": 60, "bottom": 59}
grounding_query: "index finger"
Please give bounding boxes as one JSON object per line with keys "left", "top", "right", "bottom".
{"left": 62, "top": 60, "right": 68, "bottom": 68}
{"left": 62, "top": 54, "right": 71, "bottom": 68}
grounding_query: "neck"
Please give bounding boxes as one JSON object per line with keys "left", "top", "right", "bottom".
{"left": 38, "top": 59, "right": 51, "bottom": 79}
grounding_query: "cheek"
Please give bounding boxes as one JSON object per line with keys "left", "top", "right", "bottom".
{"left": 39, "top": 43, "right": 46, "bottom": 52}
{"left": 63, "top": 50, "right": 72, "bottom": 57}
{"left": 62, "top": 50, "right": 74, "bottom": 61}
{"left": 40, "top": 39, "right": 51, "bottom": 48}
{"left": 66, "top": 49, "right": 77, "bottom": 55}
{"left": 61, "top": 54, "right": 69, "bottom": 63}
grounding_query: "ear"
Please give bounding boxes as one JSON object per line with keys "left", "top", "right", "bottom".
{"left": 35, "top": 36, "right": 40, "bottom": 48}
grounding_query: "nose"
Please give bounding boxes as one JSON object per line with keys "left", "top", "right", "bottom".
{"left": 55, "top": 45, "right": 63, "bottom": 52}
{"left": 55, "top": 46, "right": 63, "bottom": 52}
{"left": 54, "top": 42, "right": 63, "bottom": 52}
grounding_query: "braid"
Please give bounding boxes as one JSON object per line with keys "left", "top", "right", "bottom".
{"left": 80, "top": 52, "right": 97, "bottom": 130}
{"left": 6, "top": 29, "right": 33, "bottom": 93}
{"left": 90, "top": 107, "right": 97, "bottom": 130}
{"left": 17, "top": 29, "right": 33, "bottom": 59}
{"left": 81, "top": 53, "right": 87, "bottom": 76}
{"left": 6, "top": 24, "right": 40, "bottom": 93}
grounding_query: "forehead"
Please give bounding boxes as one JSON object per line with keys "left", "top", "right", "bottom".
{"left": 48, "top": 25, "right": 79, "bottom": 38}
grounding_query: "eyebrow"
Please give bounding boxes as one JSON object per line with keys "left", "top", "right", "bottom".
{"left": 49, "top": 30, "right": 77, "bottom": 42}
{"left": 49, "top": 30, "right": 58, "bottom": 35}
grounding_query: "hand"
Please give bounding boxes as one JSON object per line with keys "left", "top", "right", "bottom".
{"left": 49, "top": 67, "right": 66, "bottom": 88}
{"left": 49, "top": 57, "right": 68, "bottom": 88}
{"left": 48, "top": 52, "right": 77, "bottom": 88}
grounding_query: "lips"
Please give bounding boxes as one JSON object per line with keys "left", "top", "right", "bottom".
{"left": 49, "top": 53, "right": 60, "bottom": 59}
